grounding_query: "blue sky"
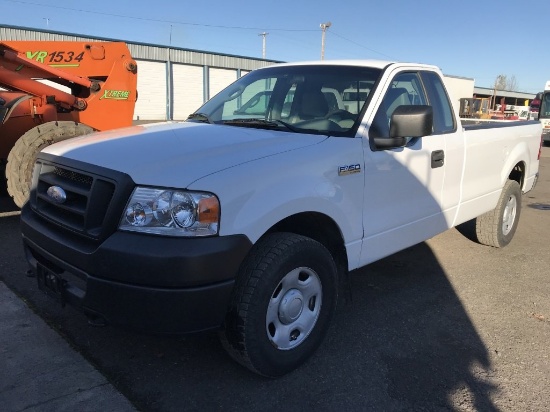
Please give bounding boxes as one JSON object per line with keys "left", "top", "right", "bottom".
{"left": 1, "top": 0, "right": 547, "bottom": 93}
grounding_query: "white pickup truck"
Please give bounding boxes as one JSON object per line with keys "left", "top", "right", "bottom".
{"left": 21, "top": 60, "right": 542, "bottom": 377}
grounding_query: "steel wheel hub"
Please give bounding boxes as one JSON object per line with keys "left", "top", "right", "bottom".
{"left": 502, "top": 195, "right": 517, "bottom": 235}
{"left": 266, "top": 267, "right": 322, "bottom": 350}
{"left": 278, "top": 289, "right": 304, "bottom": 324}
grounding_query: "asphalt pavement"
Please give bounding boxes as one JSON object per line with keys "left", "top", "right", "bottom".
{"left": 0, "top": 281, "right": 136, "bottom": 411}
{"left": 1, "top": 146, "right": 549, "bottom": 411}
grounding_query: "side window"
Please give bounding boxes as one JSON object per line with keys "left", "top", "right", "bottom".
{"left": 420, "top": 71, "right": 456, "bottom": 134}
{"left": 541, "top": 93, "right": 550, "bottom": 118}
{"left": 369, "top": 72, "right": 427, "bottom": 139}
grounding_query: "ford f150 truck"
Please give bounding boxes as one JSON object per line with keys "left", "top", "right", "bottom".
{"left": 20, "top": 60, "right": 542, "bottom": 377}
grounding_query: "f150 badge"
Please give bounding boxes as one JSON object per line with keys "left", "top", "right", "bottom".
{"left": 338, "top": 164, "right": 361, "bottom": 176}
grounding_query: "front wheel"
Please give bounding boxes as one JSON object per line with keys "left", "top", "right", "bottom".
{"left": 221, "top": 233, "right": 338, "bottom": 377}
{"left": 475, "top": 179, "right": 522, "bottom": 248}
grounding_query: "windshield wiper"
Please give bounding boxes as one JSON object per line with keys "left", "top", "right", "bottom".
{"left": 222, "top": 118, "right": 300, "bottom": 133}
{"left": 186, "top": 112, "right": 214, "bottom": 124}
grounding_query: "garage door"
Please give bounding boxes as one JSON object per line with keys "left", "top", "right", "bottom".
{"left": 134, "top": 60, "right": 167, "bottom": 121}
{"left": 209, "top": 68, "right": 237, "bottom": 99}
{"left": 172, "top": 64, "right": 203, "bottom": 121}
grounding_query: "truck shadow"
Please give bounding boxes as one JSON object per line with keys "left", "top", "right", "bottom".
{"left": 0, "top": 208, "right": 498, "bottom": 411}
{"left": 322, "top": 242, "right": 498, "bottom": 411}
{"left": 455, "top": 218, "right": 479, "bottom": 243}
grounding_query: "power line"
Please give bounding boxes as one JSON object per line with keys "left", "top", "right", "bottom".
{"left": 1, "top": 0, "right": 399, "bottom": 61}
{"left": 329, "top": 30, "right": 395, "bottom": 60}
{"left": 1, "top": 0, "right": 317, "bottom": 32}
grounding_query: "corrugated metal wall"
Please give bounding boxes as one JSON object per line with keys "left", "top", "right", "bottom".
{"left": 1, "top": 25, "right": 281, "bottom": 121}
{"left": 0, "top": 26, "right": 97, "bottom": 42}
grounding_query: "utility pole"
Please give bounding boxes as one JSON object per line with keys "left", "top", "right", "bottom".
{"left": 320, "top": 22, "right": 331, "bottom": 60}
{"left": 258, "top": 32, "right": 268, "bottom": 59}
{"left": 43, "top": 18, "right": 50, "bottom": 28}
{"left": 167, "top": 24, "right": 173, "bottom": 121}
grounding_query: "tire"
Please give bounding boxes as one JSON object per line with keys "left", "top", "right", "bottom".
{"left": 6, "top": 121, "right": 94, "bottom": 208}
{"left": 221, "top": 233, "right": 338, "bottom": 377}
{"left": 475, "top": 180, "right": 521, "bottom": 248}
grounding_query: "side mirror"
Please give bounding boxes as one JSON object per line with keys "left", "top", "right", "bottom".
{"left": 390, "top": 105, "right": 433, "bottom": 138}
{"left": 373, "top": 105, "right": 433, "bottom": 150}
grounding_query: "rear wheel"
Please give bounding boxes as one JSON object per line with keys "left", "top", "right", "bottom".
{"left": 475, "top": 179, "right": 521, "bottom": 248}
{"left": 6, "top": 121, "right": 94, "bottom": 207}
{"left": 221, "top": 233, "right": 338, "bottom": 377}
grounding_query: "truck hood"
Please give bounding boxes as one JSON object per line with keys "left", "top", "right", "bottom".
{"left": 43, "top": 122, "right": 327, "bottom": 187}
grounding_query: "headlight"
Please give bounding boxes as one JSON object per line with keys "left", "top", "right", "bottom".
{"left": 119, "top": 187, "right": 219, "bottom": 237}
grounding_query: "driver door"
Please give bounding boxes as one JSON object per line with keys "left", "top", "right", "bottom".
{"left": 359, "top": 70, "right": 448, "bottom": 265}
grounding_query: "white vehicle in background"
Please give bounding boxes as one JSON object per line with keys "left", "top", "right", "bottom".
{"left": 514, "top": 107, "right": 531, "bottom": 120}
{"left": 539, "top": 81, "right": 550, "bottom": 144}
{"left": 500, "top": 105, "right": 532, "bottom": 121}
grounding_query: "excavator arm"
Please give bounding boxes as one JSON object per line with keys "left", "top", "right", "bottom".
{"left": 0, "top": 40, "right": 138, "bottom": 207}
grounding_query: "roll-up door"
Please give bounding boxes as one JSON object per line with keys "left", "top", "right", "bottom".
{"left": 209, "top": 68, "right": 237, "bottom": 99}
{"left": 172, "top": 64, "right": 204, "bottom": 121}
{"left": 134, "top": 60, "right": 166, "bottom": 121}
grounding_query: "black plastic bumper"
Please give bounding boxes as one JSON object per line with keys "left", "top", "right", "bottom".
{"left": 21, "top": 205, "right": 253, "bottom": 334}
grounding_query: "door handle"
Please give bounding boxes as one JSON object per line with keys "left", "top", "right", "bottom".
{"left": 431, "top": 150, "right": 444, "bottom": 168}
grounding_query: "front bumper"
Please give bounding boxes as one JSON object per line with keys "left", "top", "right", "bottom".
{"left": 21, "top": 204, "right": 253, "bottom": 334}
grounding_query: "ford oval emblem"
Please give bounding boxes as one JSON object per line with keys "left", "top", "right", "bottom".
{"left": 47, "top": 186, "right": 67, "bottom": 204}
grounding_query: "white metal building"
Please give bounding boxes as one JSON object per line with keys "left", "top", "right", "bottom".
{"left": 443, "top": 75, "right": 475, "bottom": 110}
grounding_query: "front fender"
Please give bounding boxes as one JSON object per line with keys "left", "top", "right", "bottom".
{"left": 189, "top": 136, "right": 365, "bottom": 254}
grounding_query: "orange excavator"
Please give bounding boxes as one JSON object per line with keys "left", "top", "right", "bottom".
{"left": 0, "top": 40, "right": 138, "bottom": 207}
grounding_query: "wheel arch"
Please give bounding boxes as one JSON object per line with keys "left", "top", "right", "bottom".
{"left": 262, "top": 211, "right": 349, "bottom": 278}
{"left": 501, "top": 142, "right": 529, "bottom": 191}
{"left": 508, "top": 160, "right": 525, "bottom": 191}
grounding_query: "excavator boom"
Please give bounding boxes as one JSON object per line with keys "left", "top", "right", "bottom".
{"left": 0, "top": 40, "right": 138, "bottom": 207}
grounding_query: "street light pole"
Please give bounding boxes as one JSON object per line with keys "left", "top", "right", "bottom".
{"left": 259, "top": 32, "right": 268, "bottom": 59}
{"left": 320, "top": 22, "right": 331, "bottom": 60}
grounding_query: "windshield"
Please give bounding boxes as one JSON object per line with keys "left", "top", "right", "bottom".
{"left": 540, "top": 92, "right": 550, "bottom": 119}
{"left": 190, "top": 65, "right": 382, "bottom": 136}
